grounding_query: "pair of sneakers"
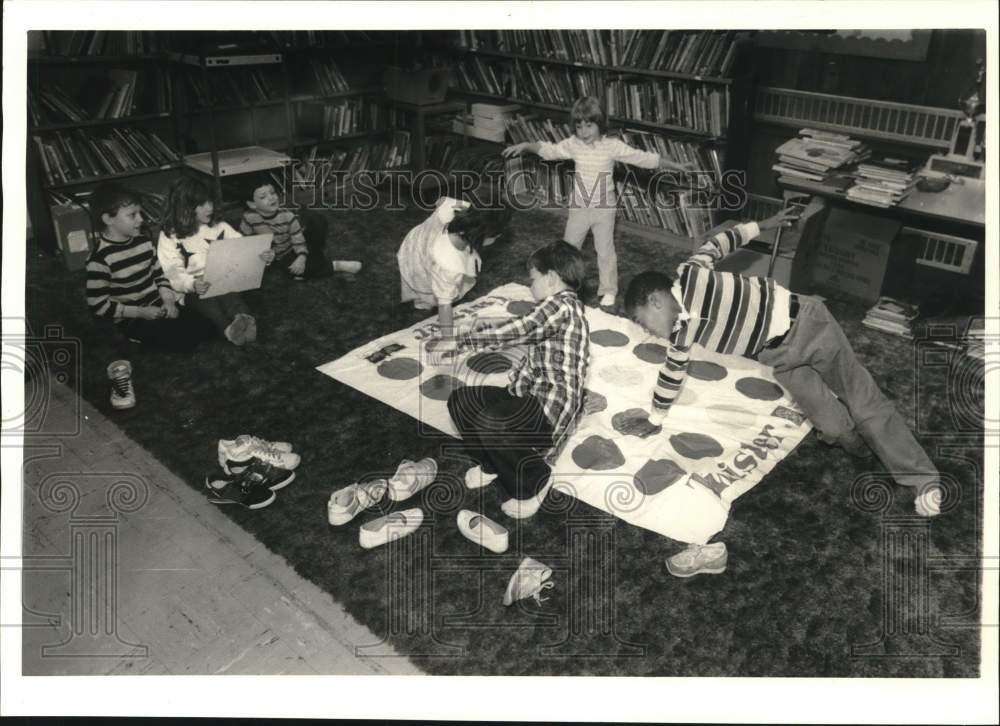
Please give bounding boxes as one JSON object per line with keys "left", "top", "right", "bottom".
{"left": 224, "top": 314, "right": 257, "bottom": 346}
{"left": 327, "top": 457, "right": 437, "bottom": 548}
{"left": 207, "top": 435, "right": 301, "bottom": 509}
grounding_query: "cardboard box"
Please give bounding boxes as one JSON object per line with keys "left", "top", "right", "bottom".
{"left": 382, "top": 67, "right": 452, "bottom": 105}
{"left": 50, "top": 203, "right": 93, "bottom": 271}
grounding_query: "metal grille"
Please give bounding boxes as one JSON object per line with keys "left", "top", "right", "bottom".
{"left": 755, "top": 87, "right": 963, "bottom": 149}
{"left": 904, "top": 227, "right": 978, "bottom": 274}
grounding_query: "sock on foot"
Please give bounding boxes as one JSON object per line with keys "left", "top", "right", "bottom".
{"left": 332, "top": 260, "right": 362, "bottom": 273}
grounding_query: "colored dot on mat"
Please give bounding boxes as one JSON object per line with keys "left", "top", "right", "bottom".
{"left": 706, "top": 405, "right": 759, "bottom": 429}
{"left": 688, "top": 361, "right": 728, "bottom": 381}
{"left": 597, "top": 365, "right": 645, "bottom": 386}
{"left": 466, "top": 352, "right": 512, "bottom": 374}
{"left": 420, "top": 374, "right": 464, "bottom": 401}
{"left": 377, "top": 357, "right": 422, "bottom": 380}
{"left": 633, "top": 342, "right": 667, "bottom": 363}
{"left": 590, "top": 329, "right": 630, "bottom": 347}
{"left": 634, "top": 458, "right": 686, "bottom": 495}
{"left": 611, "top": 408, "right": 663, "bottom": 438}
{"left": 670, "top": 432, "right": 724, "bottom": 460}
{"left": 582, "top": 389, "right": 608, "bottom": 415}
{"left": 571, "top": 435, "right": 626, "bottom": 471}
{"left": 735, "top": 377, "right": 784, "bottom": 401}
{"left": 507, "top": 300, "right": 536, "bottom": 316}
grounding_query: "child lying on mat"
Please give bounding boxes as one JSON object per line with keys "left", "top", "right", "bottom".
{"left": 443, "top": 241, "right": 589, "bottom": 520}
{"left": 397, "top": 196, "right": 509, "bottom": 337}
{"left": 624, "top": 209, "right": 943, "bottom": 576}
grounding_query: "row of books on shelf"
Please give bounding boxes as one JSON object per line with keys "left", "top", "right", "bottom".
{"left": 454, "top": 57, "right": 514, "bottom": 98}
{"left": 184, "top": 67, "right": 282, "bottom": 108}
{"left": 38, "top": 31, "right": 164, "bottom": 58}
{"left": 33, "top": 128, "right": 180, "bottom": 186}
{"left": 505, "top": 115, "right": 572, "bottom": 145}
{"left": 452, "top": 30, "right": 744, "bottom": 77}
{"left": 310, "top": 98, "right": 383, "bottom": 138}
{"left": 617, "top": 183, "right": 713, "bottom": 239}
{"left": 292, "top": 132, "right": 413, "bottom": 184}
{"left": 607, "top": 79, "right": 729, "bottom": 135}
{"left": 28, "top": 70, "right": 170, "bottom": 125}
{"left": 310, "top": 59, "right": 352, "bottom": 95}
{"left": 513, "top": 60, "right": 602, "bottom": 107}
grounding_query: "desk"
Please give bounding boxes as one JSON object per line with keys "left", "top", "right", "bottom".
{"left": 777, "top": 174, "right": 985, "bottom": 228}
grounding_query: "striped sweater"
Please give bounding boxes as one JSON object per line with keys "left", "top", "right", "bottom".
{"left": 86, "top": 233, "right": 170, "bottom": 320}
{"left": 538, "top": 135, "right": 661, "bottom": 208}
{"left": 239, "top": 209, "right": 306, "bottom": 258}
{"left": 653, "top": 221, "right": 792, "bottom": 412}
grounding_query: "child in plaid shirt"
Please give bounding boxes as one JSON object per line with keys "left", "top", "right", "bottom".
{"left": 446, "top": 241, "right": 590, "bottom": 520}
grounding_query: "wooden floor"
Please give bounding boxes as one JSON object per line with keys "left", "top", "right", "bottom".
{"left": 19, "top": 377, "right": 421, "bottom": 675}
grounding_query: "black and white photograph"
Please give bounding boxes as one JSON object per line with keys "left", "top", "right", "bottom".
{"left": 2, "top": 1, "right": 997, "bottom": 722}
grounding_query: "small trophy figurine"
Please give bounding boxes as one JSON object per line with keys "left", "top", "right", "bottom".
{"left": 951, "top": 58, "right": 985, "bottom": 162}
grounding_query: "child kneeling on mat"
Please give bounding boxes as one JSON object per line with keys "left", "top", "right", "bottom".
{"left": 623, "top": 210, "right": 944, "bottom": 577}
{"left": 445, "top": 241, "right": 589, "bottom": 519}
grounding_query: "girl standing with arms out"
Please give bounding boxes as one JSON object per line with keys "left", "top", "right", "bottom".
{"left": 503, "top": 96, "right": 691, "bottom": 308}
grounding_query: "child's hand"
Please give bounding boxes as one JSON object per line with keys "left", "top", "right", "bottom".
{"left": 193, "top": 280, "right": 211, "bottom": 296}
{"left": 759, "top": 208, "right": 800, "bottom": 231}
{"left": 502, "top": 143, "right": 526, "bottom": 158}
{"left": 260, "top": 249, "right": 275, "bottom": 265}
{"left": 288, "top": 254, "right": 307, "bottom": 276}
{"left": 162, "top": 301, "right": 179, "bottom": 319}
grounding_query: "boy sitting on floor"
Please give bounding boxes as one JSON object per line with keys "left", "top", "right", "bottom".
{"left": 445, "top": 241, "right": 590, "bottom": 520}
{"left": 623, "top": 210, "right": 943, "bottom": 577}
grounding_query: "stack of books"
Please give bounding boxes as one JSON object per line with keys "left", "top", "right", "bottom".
{"left": 772, "top": 129, "right": 869, "bottom": 181}
{"left": 862, "top": 296, "right": 920, "bottom": 338}
{"left": 847, "top": 156, "right": 919, "bottom": 208}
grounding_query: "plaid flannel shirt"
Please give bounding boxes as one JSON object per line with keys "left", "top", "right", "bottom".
{"left": 459, "top": 289, "right": 590, "bottom": 442}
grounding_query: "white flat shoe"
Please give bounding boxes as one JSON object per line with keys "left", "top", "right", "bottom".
{"left": 501, "top": 479, "right": 553, "bottom": 520}
{"left": 359, "top": 508, "right": 424, "bottom": 549}
{"left": 915, "top": 484, "right": 942, "bottom": 517}
{"left": 503, "top": 556, "right": 554, "bottom": 606}
{"left": 328, "top": 478, "right": 388, "bottom": 526}
{"left": 388, "top": 457, "right": 438, "bottom": 501}
{"left": 457, "top": 510, "right": 508, "bottom": 553}
{"left": 464, "top": 465, "right": 499, "bottom": 490}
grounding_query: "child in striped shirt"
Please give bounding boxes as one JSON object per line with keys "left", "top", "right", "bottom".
{"left": 446, "top": 241, "right": 590, "bottom": 520}
{"left": 86, "top": 182, "right": 214, "bottom": 354}
{"left": 503, "top": 96, "right": 691, "bottom": 308}
{"left": 624, "top": 210, "right": 942, "bottom": 538}
{"left": 240, "top": 175, "right": 361, "bottom": 282}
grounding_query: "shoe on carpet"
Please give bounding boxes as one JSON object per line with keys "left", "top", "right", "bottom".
{"left": 224, "top": 315, "right": 249, "bottom": 345}
{"left": 328, "top": 478, "right": 388, "bottom": 526}
{"left": 359, "top": 508, "right": 424, "bottom": 548}
{"left": 219, "top": 434, "right": 301, "bottom": 474}
{"left": 332, "top": 260, "right": 362, "bottom": 273}
{"left": 500, "top": 478, "right": 553, "bottom": 520}
{"left": 837, "top": 430, "right": 874, "bottom": 459}
{"left": 457, "top": 510, "right": 509, "bottom": 553}
{"left": 464, "top": 465, "right": 498, "bottom": 490}
{"left": 205, "top": 471, "right": 277, "bottom": 509}
{"left": 503, "top": 556, "right": 554, "bottom": 606}
{"left": 665, "top": 542, "right": 728, "bottom": 578}
{"left": 236, "top": 434, "right": 293, "bottom": 454}
{"left": 914, "top": 483, "right": 942, "bottom": 517}
{"left": 238, "top": 313, "right": 257, "bottom": 343}
{"left": 387, "top": 457, "right": 438, "bottom": 501}
{"left": 107, "top": 359, "right": 135, "bottom": 410}
{"left": 599, "top": 293, "right": 616, "bottom": 308}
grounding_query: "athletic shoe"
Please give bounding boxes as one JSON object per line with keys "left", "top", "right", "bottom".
{"left": 464, "top": 465, "right": 498, "bottom": 490}
{"left": 359, "top": 507, "right": 423, "bottom": 549}
{"left": 328, "top": 478, "right": 388, "bottom": 525}
{"left": 599, "top": 293, "right": 616, "bottom": 308}
{"left": 107, "top": 360, "right": 136, "bottom": 410}
{"left": 665, "top": 542, "right": 728, "bottom": 578}
{"left": 236, "top": 435, "right": 293, "bottom": 454}
{"left": 239, "top": 314, "right": 257, "bottom": 343}
{"left": 914, "top": 484, "right": 942, "bottom": 517}
{"left": 500, "top": 478, "right": 553, "bottom": 520}
{"left": 503, "top": 557, "right": 554, "bottom": 606}
{"left": 457, "top": 510, "right": 508, "bottom": 553}
{"left": 224, "top": 315, "right": 249, "bottom": 346}
{"left": 387, "top": 457, "right": 438, "bottom": 502}
{"left": 219, "top": 435, "right": 301, "bottom": 474}
{"left": 205, "top": 471, "right": 277, "bottom": 509}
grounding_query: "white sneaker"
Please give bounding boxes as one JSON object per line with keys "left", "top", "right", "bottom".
{"left": 387, "top": 457, "right": 438, "bottom": 501}
{"left": 359, "top": 507, "right": 423, "bottom": 549}
{"left": 224, "top": 315, "right": 249, "bottom": 345}
{"left": 218, "top": 435, "right": 301, "bottom": 475}
{"left": 464, "top": 465, "right": 498, "bottom": 490}
{"left": 457, "top": 510, "right": 509, "bottom": 553}
{"left": 328, "top": 479, "right": 388, "bottom": 526}
{"left": 503, "top": 556, "right": 554, "bottom": 606}
{"left": 107, "top": 360, "right": 135, "bottom": 410}
{"left": 237, "top": 435, "right": 293, "bottom": 454}
{"left": 915, "top": 484, "right": 942, "bottom": 517}
{"left": 599, "top": 293, "right": 616, "bottom": 308}
{"left": 501, "top": 478, "right": 553, "bottom": 520}
{"left": 665, "top": 542, "right": 728, "bottom": 578}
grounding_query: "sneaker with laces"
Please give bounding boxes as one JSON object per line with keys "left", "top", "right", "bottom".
{"left": 665, "top": 542, "right": 728, "bottom": 578}
{"left": 387, "top": 457, "right": 438, "bottom": 502}
{"left": 328, "top": 478, "right": 388, "bottom": 525}
{"left": 205, "top": 471, "right": 277, "bottom": 509}
{"left": 208, "top": 458, "right": 295, "bottom": 494}
{"left": 219, "top": 435, "right": 301, "bottom": 474}
{"left": 237, "top": 435, "right": 293, "bottom": 454}
{"left": 107, "top": 360, "right": 136, "bottom": 410}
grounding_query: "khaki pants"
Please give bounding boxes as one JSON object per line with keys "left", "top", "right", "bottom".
{"left": 757, "top": 296, "right": 939, "bottom": 490}
{"left": 563, "top": 206, "right": 618, "bottom": 298}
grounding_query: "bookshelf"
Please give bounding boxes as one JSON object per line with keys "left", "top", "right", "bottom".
{"left": 430, "top": 29, "right": 756, "bottom": 248}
